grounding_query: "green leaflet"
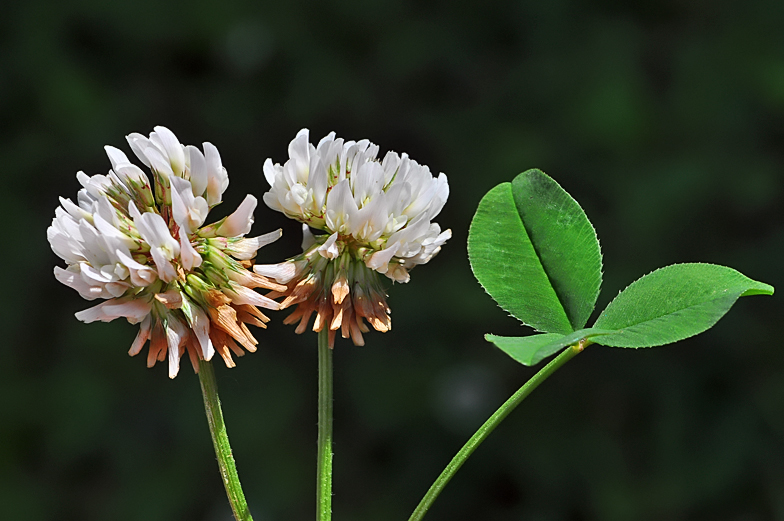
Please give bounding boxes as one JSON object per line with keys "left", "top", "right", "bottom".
{"left": 592, "top": 263, "right": 774, "bottom": 348}
{"left": 487, "top": 328, "right": 614, "bottom": 366}
{"left": 468, "top": 170, "right": 602, "bottom": 334}
{"left": 471, "top": 170, "right": 774, "bottom": 367}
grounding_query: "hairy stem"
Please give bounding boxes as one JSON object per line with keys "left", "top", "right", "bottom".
{"left": 317, "top": 328, "right": 334, "bottom": 521}
{"left": 198, "top": 360, "right": 253, "bottom": 521}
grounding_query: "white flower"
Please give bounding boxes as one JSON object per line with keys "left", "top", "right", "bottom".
{"left": 49, "top": 126, "right": 284, "bottom": 378}
{"left": 259, "top": 129, "right": 451, "bottom": 347}
{"left": 263, "top": 129, "right": 451, "bottom": 282}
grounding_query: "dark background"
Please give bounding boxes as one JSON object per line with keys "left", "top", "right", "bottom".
{"left": 3, "top": 0, "right": 783, "bottom": 519}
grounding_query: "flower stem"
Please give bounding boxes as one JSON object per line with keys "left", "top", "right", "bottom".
{"left": 408, "top": 342, "right": 586, "bottom": 521}
{"left": 317, "top": 327, "right": 334, "bottom": 521}
{"left": 198, "top": 359, "right": 253, "bottom": 521}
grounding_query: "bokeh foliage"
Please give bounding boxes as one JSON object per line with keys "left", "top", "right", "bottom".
{"left": 2, "top": 0, "right": 783, "bottom": 519}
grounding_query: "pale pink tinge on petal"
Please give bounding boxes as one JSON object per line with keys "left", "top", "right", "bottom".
{"left": 186, "top": 301, "right": 214, "bottom": 361}
{"left": 164, "top": 315, "right": 188, "bottom": 379}
{"left": 74, "top": 298, "right": 152, "bottom": 324}
{"left": 225, "top": 283, "right": 281, "bottom": 310}
{"left": 129, "top": 315, "right": 153, "bottom": 356}
{"left": 106, "top": 281, "right": 130, "bottom": 297}
{"left": 54, "top": 266, "right": 98, "bottom": 300}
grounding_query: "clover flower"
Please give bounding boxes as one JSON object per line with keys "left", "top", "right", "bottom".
{"left": 48, "top": 126, "right": 285, "bottom": 377}
{"left": 258, "top": 129, "right": 451, "bottom": 347}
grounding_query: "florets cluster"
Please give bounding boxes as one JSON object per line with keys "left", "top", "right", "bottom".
{"left": 258, "top": 129, "right": 451, "bottom": 346}
{"left": 48, "top": 127, "right": 283, "bottom": 377}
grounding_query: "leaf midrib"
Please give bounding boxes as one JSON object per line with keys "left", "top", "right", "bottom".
{"left": 510, "top": 189, "right": 575, "bottom": 333}
{"left": 595, "top": 288, "right": 742, "bottom": 331}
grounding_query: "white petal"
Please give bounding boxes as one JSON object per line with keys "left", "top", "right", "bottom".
{"left": 104, "top": 146, "right": 130, "bottom": 170}
{"left": 387, "top": 213, "right": 430, "bottom": 248}
{"left": 324, "top": 179, "right": 357, "bottom": 233}
{"left": 149, "top": 247, "right": 178, "bottom": 282}
{"left": 352, "top": 194, "right": 388, "bottom": 242}
{"left": 126, "top": 133, "right": 152, "bottom": 167}
{"left": 308, "top": 154, "right": 328, "bottom": 210}
{"left": 182, "top": 297, "right": 214, "bottom": 361}
{"left": 59, "top": 196, "right": 89, "bottom": 220}
{"left": 262, "top": 190, "right": 284, "bottom": 214}
{"left": 153, "top": 126, "right": 185, "bottom": 177}
{"left": 131, "top": 267, "right": 157, "bottom": 286}
{"left": 54, "top": 266, "right": 105, "bottom": 300}
{"left": 106, "top": 281, "right": 130, "bottom": 297}
{"left": 77, "top": 171, "right": 111, "bottom": 199}
{"left": 366, "top": 241, "right": 401, "bottom": 272}
{"left": 74, "top": 298, "right": 152, "bottom": 324}
{"left": 204, "top": 142, "right": 228, "bottom": 206}
{"left": 216, "top": 195, "right": 256, "bottom": 237}
{"left": 114, "top": 164, "right": 149, "bottom": 188}
{"left": 93, "top": 212, "right": 137, "bottom": 251}
{"left": 48, "top": 222, "right": 84, "bottom": 264}
{"left": 128, "top": 200, "right": 142, "bottom": 221}
{"left": 135, "top": 212, "right": 179, "bottom": 255}
{"left": 80, "top": 262, "right": 114, "bottom": 283}
{"left": 253, "top": 261, "right": 299, "bottom": 284}
{"left": 263, "top": 158, "right": 278, "bottom": 187}
{"left": 385, "top": 263, "right": 411, "bottom": 283}
{"left": 351, "top": 161, "right": 384, "bottom": 207}
{"left": 317, "top": 232, "right": 340, "bottom": 259}
{"left": 179, "top": 228, "right": 202, "bottom": 271}
{"left": 288, "top": 129, "right": 311, "bottom": 173}
{"left": 144, "top": 146, "right": 174, "bottom": 178}
{"left": 170, "top": 177, "right": 195, "bottom": 233}
{"left": 301, "top": 224, "right": 316, "bottom": 250}
{"left": 225, "top": 229, "right": 282, "bottom": 260}
{"left": 187, "top": 145, "right": 208, "bottom": 196}
{"left": 115, "top": 249, "right": 157, "bottom": 287}
{"left": 135, "top": 211, "right": 180, "bottom": 282}
{"left": 225, "top": 284, "right": 280, "bottom": 310}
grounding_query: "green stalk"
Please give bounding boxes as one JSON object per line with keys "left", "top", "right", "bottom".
{"left": 198, "top": 359, "right": 253, "bottom": 521}
{"left": 317, "top": 327, "right": 334, "bottom": 521}
{"left": 408, "top": 341, "right": 586, "bottom": 521}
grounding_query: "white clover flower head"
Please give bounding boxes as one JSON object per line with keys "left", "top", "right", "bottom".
{"left": 259, "top": 129, "right": 451, "bottom": 347}
{"left": 49, "top": 126, "right": 284, "bottom": 378}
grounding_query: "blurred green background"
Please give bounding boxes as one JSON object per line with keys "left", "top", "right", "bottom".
{"left": 3, "top": 0, "right": 783, "bottom": 519}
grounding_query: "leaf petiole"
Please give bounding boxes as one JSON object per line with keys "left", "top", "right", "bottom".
{"left": 408, "top": 340, "right": 589, "bottom": 521}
